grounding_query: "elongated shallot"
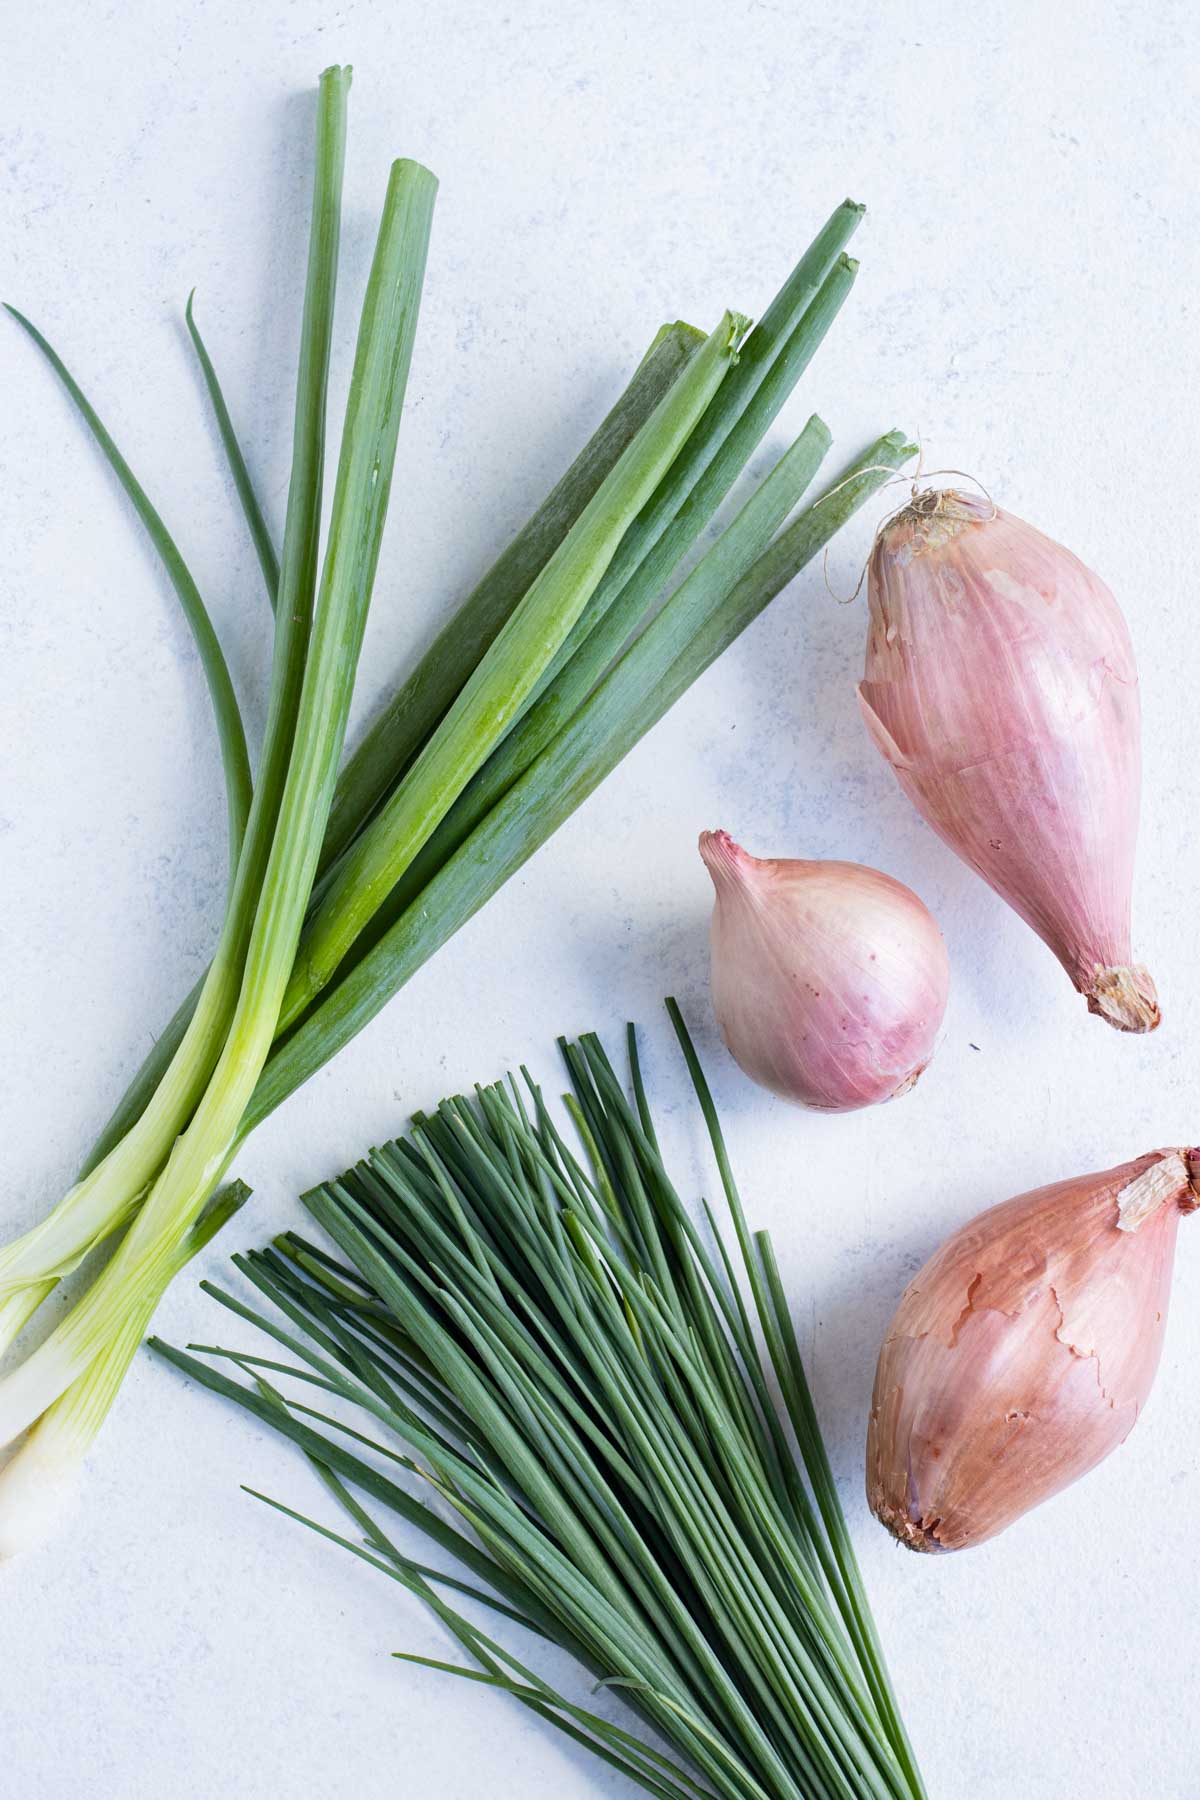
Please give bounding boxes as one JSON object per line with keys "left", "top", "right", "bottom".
{"left": 859, "top": 489, "right": 1158, "bottom": 1032}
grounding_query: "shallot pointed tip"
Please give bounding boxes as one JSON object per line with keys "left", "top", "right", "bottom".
{"left": 698, "top": 829, "right": 757, "bottom": 891}
{"left": 1084, "top": 964, "right": 1161, "bottom": 1034}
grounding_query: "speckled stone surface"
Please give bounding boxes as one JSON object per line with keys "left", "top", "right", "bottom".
{"left": 2, "top": 4, "right": 1198, "bottom": 1795}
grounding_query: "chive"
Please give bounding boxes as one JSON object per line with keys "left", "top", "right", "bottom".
{"left": 2, "top": 306, "right": 253, "bottom": 877}
{"left": 0, "top": 150, "right": 437, "bottom": 1450}
{"left": 242, "top": 433, "right": 911, "bottom": 1132}
{"left": 157, "top": 1013, "right": 925, "bottom": 1797}
{"left": 666, "top": 1000, "right": 921, "bottom": 1794}
{"left": 0, "top": 64, "right": 352, "bottom": 1303}
{"left": 319, "top": 317, "right": 706, "bottom": 871}
{"left": 757, "top": 1233, "right": 925, "bottom": 1799}
{"left": 185, "top": 292, "right": 281, "bottom": 607}
{"left": 281, "top": 310, "right": 749, "bottom": 1026}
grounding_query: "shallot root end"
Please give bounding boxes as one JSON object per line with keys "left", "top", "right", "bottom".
{"left": 867, "top": 1489, "right": 949, "bottom": 1554}
{"left": 1084, "top": 964, "right": 1160, "bottom": 1034}
{"left": 889, "top": 1066, "right": 923, "bottom": 1100}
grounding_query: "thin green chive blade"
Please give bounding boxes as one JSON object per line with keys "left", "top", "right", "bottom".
{"left": 167, "top": 1019, "right": 924, "bottom": 1798}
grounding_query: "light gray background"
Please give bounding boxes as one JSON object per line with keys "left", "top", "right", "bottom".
{"left": 2, "top": 3, "right": 1197, "bottom": 1795}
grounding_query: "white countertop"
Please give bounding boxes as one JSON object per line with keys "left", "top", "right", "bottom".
{"left": 3, "top": 3, "right": 1198, "bottom": 1795}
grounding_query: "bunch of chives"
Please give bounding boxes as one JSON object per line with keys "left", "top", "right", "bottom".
{"left": 156, "top": 1005, "right": 925, "bottom": 1800}
{"left": 0, "top": 63, "right": 912, "bottom": 1538}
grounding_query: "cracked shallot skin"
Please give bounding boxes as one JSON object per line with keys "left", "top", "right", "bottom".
{"left": 867, "top": 1149, "right": 1199, "bottom": 1551}
{"left": 858, "top": 491, "right": 1159, "bottom": 1032}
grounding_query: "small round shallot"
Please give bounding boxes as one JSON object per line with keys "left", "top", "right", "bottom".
{"left": 699, "top": 830, "right": 948, "bottom": 1112}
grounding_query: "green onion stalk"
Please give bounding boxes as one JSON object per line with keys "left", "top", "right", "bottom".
{"left": 156, "top": 1009, "right": 926, "bottom": 1799}
{"left": 0, "top": 62, "right": 353, "bottom": 1300}
{"left": 0, "top": 66, "right": 911, "bottom": 1548}
{"left": 73, "top": 312, "right": 708, "bottom": 1189}
{"left": 276, "top": 305, "right": 750, "bottom": 1029}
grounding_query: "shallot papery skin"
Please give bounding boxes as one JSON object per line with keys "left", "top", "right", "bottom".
{"left": 699, "top": 830, "right": 949, "bottom": 1112}
{"left": 867, "top": 1148, "right": 1198, "bottom": 1552}
{"left": 858, "top": 491, "right": 1159, "bottom": 1033}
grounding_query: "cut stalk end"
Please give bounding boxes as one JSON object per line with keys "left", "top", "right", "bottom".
{"left": 0, "top": 1427, "right": 83, "bottom": 1562}
{"left": 1085, "top": 964, "right": 1160, "bottom": 1034}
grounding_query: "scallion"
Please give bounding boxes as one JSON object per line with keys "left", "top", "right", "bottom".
{"left": 279, "top": 308, "right": 750, "bottom": 1026}
{"left": 0, "top": 66, "right": 912, "bottom": 1542}
{"left": 75, "top": 315, "right": 708, "bottom": 1183}
{"left": 0, "top": 116, "right": 438, "bottom": 1477}
{"left": 0, "top": 63, "right": 353, "bottom": 1322}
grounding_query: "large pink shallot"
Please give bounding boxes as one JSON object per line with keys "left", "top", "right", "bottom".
{"left": 699, "top": 830, "right": 948, "bottom": 1111}
{"left": 858, "top": 489, "right": 1158, "bottom": 1032}
{"left": 867, "top": 1147, "right": 1198, "bottom": 1552}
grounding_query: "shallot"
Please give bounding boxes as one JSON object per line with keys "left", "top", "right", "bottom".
{"left": 867, "top": 1147, "right": 1197, "bottom": 1551}
{"left": 858, "top": 489, "right": 1158, "bottom": 1032}
{"left": 699, "top": 829, "right": 948, "bottom": 1111}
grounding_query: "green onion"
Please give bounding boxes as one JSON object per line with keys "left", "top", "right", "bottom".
{"left": 0, "top": 1179, "right": 251, "bottom": 1556}
{"left": 0, "top": 142, "right": 437, "bottom": 1464}
{"left": 80, "top": 213, "right": 862, "bottom": 1167}
{"left": 1, "top": 308, "right": 253, "bottom": 875}
{"left": 320, "top": 315, "right": 707, "bottom": 871}
{"left": 362, "top": 253, "right": 863, "bottom": 927}
{"left": 0, "top": 62, "right": 352, "bottom": 1325}
{"left": 0, "top": 66, "right": 912, "bottom": 1534}
{"left": 242, "top": 431, "right": 913, "bottom": 1133}
{"left": 75, "top": 318, "right": 708, "bottom": 1183}
{"left": 518, "top": 202, "right": 863, "bottom": 718}
{"left": 363, "top": 229, "right": 862, "bottom": 927}
{"left": 71, "top": 237, "right": 876, "bottom": 1188}
{"left": 155, "top": 1008, "right": 925, "bottom": 1798}
{"left": 281, "top": 309, "right": 749, "bottom": 1026}
{"left": 186, "top": 292, "right": 281, "bottom": 607}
